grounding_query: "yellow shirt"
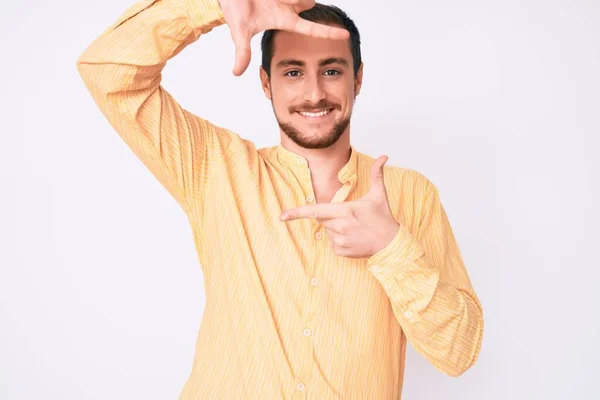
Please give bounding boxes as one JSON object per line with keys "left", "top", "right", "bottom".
{"left": 77, "top": 0, "right": 484, "bottom": 398}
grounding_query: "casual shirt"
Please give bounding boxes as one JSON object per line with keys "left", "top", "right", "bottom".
{"left": 77, "top": 0, "right": 484, "bottom": 398}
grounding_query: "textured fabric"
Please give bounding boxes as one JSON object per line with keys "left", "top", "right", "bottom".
{"left": 76, "top": 0, "right": 484, "bottom": 398}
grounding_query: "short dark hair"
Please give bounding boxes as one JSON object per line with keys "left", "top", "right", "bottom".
{"left": 260, "top": 3, "right": 362, "bottom": 78}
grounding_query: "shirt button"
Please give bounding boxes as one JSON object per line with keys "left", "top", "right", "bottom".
{"left": 303, "top": 328, "right": 312, "bottom": 336}
{"left": 306, "top": 195, "right": 314, "bottom": 203}
{"left": 310, "top": 278, "right": 319, "bottom": 287}
{"left": 404, "top": 310, "right": 413, "bottom": 319}
{"left": 297, "top": 158, "right": 304, "bottom": 164}
{"left": 315, "top": 232, "right": 323, "bottom": 240}
{"left": 296, "top": 382, "right": 305, "bottom": 392}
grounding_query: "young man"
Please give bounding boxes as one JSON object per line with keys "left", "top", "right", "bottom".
{"left": 77, "top": 0, "right": 484, "bottom": 398}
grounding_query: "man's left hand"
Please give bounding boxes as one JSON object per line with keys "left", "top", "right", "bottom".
{"left": 280, "top": 155, "right": 400, "bottom": 258}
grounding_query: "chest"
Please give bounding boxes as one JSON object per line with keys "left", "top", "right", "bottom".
{"left": 197, "top": 153, "right": 367, "bottom": 279}
{"left": 197, "top": 155, "right": 389, "bottom": 325}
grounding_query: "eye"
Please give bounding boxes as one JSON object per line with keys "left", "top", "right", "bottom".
{"left": 284, "top": 70, "right": 302, "bottom": 77}
{"left": 323, "top": 70, "right": 341, "bottom": 76}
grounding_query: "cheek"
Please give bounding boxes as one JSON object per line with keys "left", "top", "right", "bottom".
{"left": 271, "top": 86, "right": 298, "bottom": 110}
{"left": 272, "top": 97, "right": 296, "bottom": 119}
{"left": 326, "top": 81, "right": 354, "bottom": 104}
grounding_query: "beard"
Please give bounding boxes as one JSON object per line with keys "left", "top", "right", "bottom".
{"left": 272, "top": 99, "right": 352, "bottom": 150}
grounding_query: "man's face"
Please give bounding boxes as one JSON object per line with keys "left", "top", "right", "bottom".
{"left": 260, "top": 29, "right": 363, "bottom": 149}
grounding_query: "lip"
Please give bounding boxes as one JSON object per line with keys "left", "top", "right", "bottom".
{"left": 295, "top": 108, "right": 335, "bottom": 120}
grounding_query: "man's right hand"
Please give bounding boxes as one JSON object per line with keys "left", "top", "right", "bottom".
{"left": 217, "top": 0, "right": 350, "bottom": 76}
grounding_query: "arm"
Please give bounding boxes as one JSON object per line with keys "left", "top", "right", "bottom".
{"left": 76, "top": 0, "right": 235, "bottom": 213}
{"left": 76, "top": 0, "right": 348, "bottom": 209}
{"left": 367, "top": 178, "right": 484, "bottom": 377}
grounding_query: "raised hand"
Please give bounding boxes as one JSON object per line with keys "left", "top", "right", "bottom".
{"left": 280, "top": 156, "right": 401, "bottom": 259}
{"left": 217, "top": 0, "right": 350, "bottom": 76}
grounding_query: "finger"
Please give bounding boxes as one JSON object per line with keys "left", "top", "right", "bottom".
{"left": 278, "top": 0, "right": 315, "bottom": 13}
{"left": 231, "top": 28, "right": 252, "bottom": 76}
{"left": 322, "top": 219, "right": 344, "bottom": 234}
{"left": 370, "top": 155, "right": 388, "bottom": 185}
{"left": 286, "top": 16, "right": 350, "bottom": 40}
{"left": 366, "top": 155, "right": 389, "bottom": 199}
{"left": 327, "top": 231, "right": 350, "bottom": 248}
{"left": 280, "top": 203, "right": 348, "bottom": 221}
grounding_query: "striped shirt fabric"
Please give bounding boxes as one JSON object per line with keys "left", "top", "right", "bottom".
{"left": 76, "top": 0, "right": 484, "bottom": 398}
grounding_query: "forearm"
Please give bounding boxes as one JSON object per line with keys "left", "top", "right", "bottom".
{"left": 368, "top": 224, "right": 484, "bottom": 376}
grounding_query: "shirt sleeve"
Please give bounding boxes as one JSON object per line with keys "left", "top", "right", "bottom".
{"left": 76, "top": 0, "right": 236, "bottom": 216}
{"left": 367, "top": 177, "right": 484, "bottom": 377}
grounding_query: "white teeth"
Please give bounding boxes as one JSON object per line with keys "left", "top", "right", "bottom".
{"left": 299, "top": 109, "right": 331, "bottom": 118}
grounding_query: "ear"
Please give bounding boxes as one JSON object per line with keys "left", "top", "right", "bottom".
{"left": 259, "top": 66, "right": 272, "bottom": 100}
{"left": 354, "top": 62, "right": 364, "bottom": 97}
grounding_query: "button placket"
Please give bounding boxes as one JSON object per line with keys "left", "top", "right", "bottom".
{"left": 296, "top": 170, "right": 324, "bottom": 394}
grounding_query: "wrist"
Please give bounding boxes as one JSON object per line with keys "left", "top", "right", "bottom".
{"left": 370, "top": 222, "right": 400, "bottom": 258}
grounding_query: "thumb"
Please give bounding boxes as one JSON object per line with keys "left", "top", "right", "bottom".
{"left": 232, "top": 29, "right": 252, "bottom": 76}
{"left": 367, "top": 155, "right": 389, "bottom": 199}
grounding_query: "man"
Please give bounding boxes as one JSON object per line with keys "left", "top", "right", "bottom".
{"left": 77, "top": 0, "right": 484, "bottom": 398}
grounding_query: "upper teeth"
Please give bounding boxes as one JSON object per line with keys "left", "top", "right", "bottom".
{"left": 299, "top": 109, "right": 330, "bottom": 118}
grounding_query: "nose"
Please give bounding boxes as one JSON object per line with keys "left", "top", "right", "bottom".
{"left": 302, "top": 75, "right": 327, "bottom": 105}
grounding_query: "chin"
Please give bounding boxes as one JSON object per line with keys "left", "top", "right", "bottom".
{"left": 276, "top": 111, "right": 350, "bottom": 150}
{"left": 291, "top": 131, "right": 344, "bottom": 150}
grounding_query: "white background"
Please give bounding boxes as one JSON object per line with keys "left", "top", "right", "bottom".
{"left": 1, "top": 0, "right": 599, "bottom": 398}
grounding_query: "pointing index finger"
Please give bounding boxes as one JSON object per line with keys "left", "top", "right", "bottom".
{"left": 281, "top": 203, "right": 348, "bottom": 221}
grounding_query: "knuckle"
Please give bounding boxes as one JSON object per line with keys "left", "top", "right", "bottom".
{"left": 346, "top": 208, "right": 356, "bottom": 218}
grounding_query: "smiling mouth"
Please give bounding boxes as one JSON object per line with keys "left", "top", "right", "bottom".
{"left": 296, "top": 108, "right": 335, "bottom": 119}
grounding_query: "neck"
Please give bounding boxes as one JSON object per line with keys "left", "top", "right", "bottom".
{"left": 280, "top": 131, "right": 352, "bottom": 184}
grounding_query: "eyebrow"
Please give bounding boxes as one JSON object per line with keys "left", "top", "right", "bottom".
{"left": 275, "top": 57, "right": 350, "bottom": 69}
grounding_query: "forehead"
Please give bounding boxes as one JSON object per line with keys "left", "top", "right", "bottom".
{"left": 271, "top": 30, "right": 352, "bottom": 64}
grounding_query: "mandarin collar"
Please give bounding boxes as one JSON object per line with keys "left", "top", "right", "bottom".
{"left": 276, "top": 144, "right": 358, "bottom": 184}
